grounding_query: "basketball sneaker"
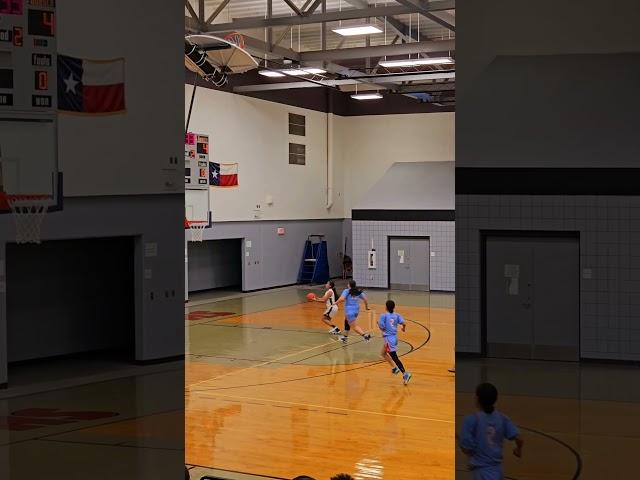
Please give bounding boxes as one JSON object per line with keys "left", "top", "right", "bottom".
{"left": 329, "top": 327, "right": 341, "bottom": 335}
{"left": 363, "top": 333, "right": 372, "bottom": 342}
{"left": 340, "top": 335, "right": 348, "bottom": 344}
{"left": 403, "top": 372, "right": 412, "bottom": 385}
{"left": 391, "top": 367, "right": 400, "bottom": 375}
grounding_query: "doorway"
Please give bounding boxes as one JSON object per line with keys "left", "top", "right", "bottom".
{"left": 483, "top": 232, "right": 580, "bottom": 361}
{"left": 388, "top": 237, "right": 430, "bottom": 291}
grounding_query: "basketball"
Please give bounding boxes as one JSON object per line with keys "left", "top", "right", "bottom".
{"left": 306, "top": 292, "right": 316, "bottom": 301}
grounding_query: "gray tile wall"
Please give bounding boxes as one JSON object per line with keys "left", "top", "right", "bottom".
{"left": 456, "top": 194, "right": 640, "bottom": 361}
{"left": 352, "top": 220, "right": 455, "bottom": 291}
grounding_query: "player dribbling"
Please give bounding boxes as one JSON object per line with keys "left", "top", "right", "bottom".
{"left": 312, "top": 280, "right": 341, "bottom": 335}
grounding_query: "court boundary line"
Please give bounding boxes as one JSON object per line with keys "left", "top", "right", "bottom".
{"left": 197, "top": 392, "right": 454, "bottom": 424}
{"left": 188, "top": 339, "right": 340, "bottom": 387}
{"left": 188, "top": 320, "right": 431, "bottom": 393}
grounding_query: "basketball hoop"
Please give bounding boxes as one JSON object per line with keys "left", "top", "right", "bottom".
{"left": 185, "top": 220, "right": 207, "bottom": 242}
{"left": 1, "top": 194, "right": 52, "bottom": 244}
{"left": 224, "top": 32, "right": 245, "bottom": 49}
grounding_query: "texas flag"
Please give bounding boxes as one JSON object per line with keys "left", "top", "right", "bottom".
{"left": 210, "top": 162, "right": 239, "bottom": 187}
{"left": 57, "top": 55, "right": 126, "bottom": 114}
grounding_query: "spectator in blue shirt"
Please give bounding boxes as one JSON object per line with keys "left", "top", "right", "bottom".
{"left": 459, "top": 383, "right": 524, "bottom": 480}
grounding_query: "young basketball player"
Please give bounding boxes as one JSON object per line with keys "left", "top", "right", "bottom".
{"left": 378, "top": 300, "right": 412, "bottom": 385}
{"left": 312, "top": 280, "right": 341, "bottom": 334}
{"left": 335, "top": 280, "right": 371, "bottom": 344}
{"left": 459, "top": 383, "right": 524, "bottom": 480}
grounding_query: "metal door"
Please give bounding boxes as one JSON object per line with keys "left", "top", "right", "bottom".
{"left": 485, "top": 234, "right": 579, "bottom": 361}
{"left": 389, "top": 237, "right": 430, "bottom": 291}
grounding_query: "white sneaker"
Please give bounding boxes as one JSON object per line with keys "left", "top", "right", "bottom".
{"left": 329, "top": 327, "right": 341, "bottom": 335}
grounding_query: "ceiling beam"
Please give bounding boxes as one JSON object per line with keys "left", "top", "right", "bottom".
{"left": 233, "top": 70, "right": 455, "bottom": 92}
{"left": 201, "top": 2, "right": 454, "bottom": 32}
{"left": 185, "top": 0, "right": 199, "bottom": 23}
{"left": 283, "top": 0, "right": 303, "bottom": 16}
{"left": 205, "top": 0, "right": 231, "bottom": 25}
{"left": 300, "top": 39, "right": 454, "bottom": 61}
{"left": 395, "top": 0, "right": 455, "bottom": 31}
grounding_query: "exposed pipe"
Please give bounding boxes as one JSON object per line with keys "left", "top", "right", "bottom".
{"left": 326, "top": 90, "right": 334, "bottom": 210}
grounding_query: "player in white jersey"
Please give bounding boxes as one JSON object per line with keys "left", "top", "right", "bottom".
{"left": 313, "top": 280, "right": 341, "bottom": 334}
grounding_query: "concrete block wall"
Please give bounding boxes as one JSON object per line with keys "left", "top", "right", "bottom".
{"left": 456, "top": 194, "right": 640, "bottom": 361}
{"left": 352, "top": 220, "right": 455, "bottom": 291}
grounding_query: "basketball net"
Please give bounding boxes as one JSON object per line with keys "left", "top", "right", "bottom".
{"left": 4, "top": 194, "right": 51, "bottom": 244}
{"left": 185, "top": 220, "right": 206, "bottom": 242}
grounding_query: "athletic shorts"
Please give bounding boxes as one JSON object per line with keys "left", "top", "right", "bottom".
{"left": 323, "top": 304, "right": 338, "bottom": 319}
{"left": 345, "top": 310, "right": 359, "bottom": 323}
{"left": 384, "top": 335, "right": 398, "bottom": 353}
{"left": 470, "top": 465, "right": 503, "bottom": 480}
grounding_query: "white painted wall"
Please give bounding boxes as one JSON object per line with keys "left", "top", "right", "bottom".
{"left": 339, "top": 113, "right": 455, "bottom": 217}
{"left": 185, "top": 88, "right": 455, "bottom": 222}
{"left": 185, "top": 86, "right": 345, "bottom": 222}
{"left": 57, "top": 0, "right": 184, "bottom": 196}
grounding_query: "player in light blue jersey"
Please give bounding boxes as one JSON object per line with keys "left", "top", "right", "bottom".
{"left": 378, "top": 300, "right": 412, "bottom": 385}
{"left": 460, "top": 383, "right": 524, "bottom": 480}
{"left": 335, "top": 280, "right": 371, "bottom": 344}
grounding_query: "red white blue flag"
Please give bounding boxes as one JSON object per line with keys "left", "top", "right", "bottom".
{"left": 57, "top": 55, "right": 125, "bottom": 114}
{"left": 210, "top": 162, "right": 239, "bottom": 187}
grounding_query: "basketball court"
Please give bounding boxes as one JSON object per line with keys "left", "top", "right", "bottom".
{"left": 185, "top": 285, "right": 454, "bottom": 479}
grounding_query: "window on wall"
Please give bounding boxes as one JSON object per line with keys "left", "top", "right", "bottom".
{"left": 289, "top": 113, "right": 305, "bottom": 136}
{"left": 289, "top": 143, "right": 306, "bottom": 165}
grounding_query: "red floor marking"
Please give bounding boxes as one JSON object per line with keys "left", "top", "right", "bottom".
{"left": 0, "top": 408, "right": 118, "bottom": 431}
{"left": 187, "top": 311, "right": 235, "bottom": 321}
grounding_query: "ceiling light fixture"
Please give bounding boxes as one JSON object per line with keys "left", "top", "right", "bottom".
{"left": 378, "top": 57, "right": 454, "bottom": 68}
{"left": 258, "top": 70, "right": 285, "bottom": 77}
{"left": 350, "top": 92, "right": 383, "bottom": 100}
{"left": 281, "top": 68, "right": 327, "bottom": 76}
{"left": 332, "top": 24, "right": 383, "bottom": 36}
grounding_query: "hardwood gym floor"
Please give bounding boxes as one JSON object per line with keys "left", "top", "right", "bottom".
{"left": 185, "top": 286, "right": 456, "bottom": 480}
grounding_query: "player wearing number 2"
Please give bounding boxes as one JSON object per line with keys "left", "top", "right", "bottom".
{"left": 378, "top": 300, "right": 412, "bottom": 384}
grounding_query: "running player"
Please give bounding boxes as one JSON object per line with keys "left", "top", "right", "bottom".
{"left": 378, "top": 300, "right": 412, "bottom": 385}
{"left": 312, "top": 280, "right": 341, "bottom": 334}
{"left": 335, "top": 280, "right": 372, "bottom": 343}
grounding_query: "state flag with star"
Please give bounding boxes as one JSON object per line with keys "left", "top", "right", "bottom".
{"left": 57, "top": 55, "right": 126, "bottom": 114}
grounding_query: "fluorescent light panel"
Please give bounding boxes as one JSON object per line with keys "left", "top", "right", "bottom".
{"left": 259, "top": 70, "right": 285, "bottom": 77}
{"left": 378, "top": 57, "right": 454, "bottom": 68}
{"left": 281, "top": 68, "right": 326, "bottom": 75}
{"left": 332, "top": 24, "right": 383, "bottom": 36}
{"left": 351, "top": 93, "right": 383, "bottom": 100}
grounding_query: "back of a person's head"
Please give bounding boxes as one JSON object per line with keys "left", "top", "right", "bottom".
{"left": 476, "top": 382, "right": 498, "bottom": 414}
{"left": 386, "top": 300, "right": 395, "bottom": 313}
{"left": 292, "top": 476, "right": 316, "bottom": 480}
{"left": 331, "top": 475, "right": 355, "bottom": 480}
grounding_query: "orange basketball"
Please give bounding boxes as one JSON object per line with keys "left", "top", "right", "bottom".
{"left": 306, "top": 292, "right": 316, "bottom": 301}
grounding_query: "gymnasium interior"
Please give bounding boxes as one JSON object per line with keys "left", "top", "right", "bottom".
{"left": 0, "top": 1, "right": 638, "bottom": 479}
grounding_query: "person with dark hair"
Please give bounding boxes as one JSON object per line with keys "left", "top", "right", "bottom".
{"left": 312, "top": 280, "right": 341, "bottom": 334}
{"left": 335, "top": 279, "right": 371, "bottom": 344}
{"left": 330, "top": 475, "right": 355, "bottom": 480}
{"left": 378, "top": 299, "right": 412, "bottom": 384}
{"left": 292, "top": 476, "right": 316, "bottom": 480}
{"left": 459, "top": 383, "right": 524, "bottom": 479}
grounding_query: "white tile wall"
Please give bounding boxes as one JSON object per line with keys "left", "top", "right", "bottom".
{"left": 352, "top": 220, "right": 455, "bottom": 291}
{"left": 456, "top": 194, "right": 640, "bottom": 361}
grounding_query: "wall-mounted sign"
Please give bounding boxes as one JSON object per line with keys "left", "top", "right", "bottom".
{"left": 277, "top": 227, "right": 285, "bottom": 236}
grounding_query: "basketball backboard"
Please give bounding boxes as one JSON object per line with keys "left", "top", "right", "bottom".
{"left": 0, "top": 113, "right": 61, "bottom": 213}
